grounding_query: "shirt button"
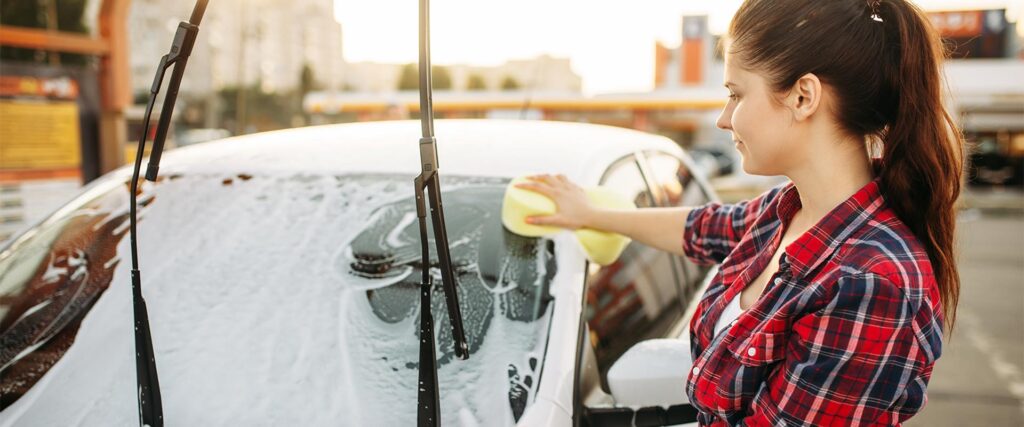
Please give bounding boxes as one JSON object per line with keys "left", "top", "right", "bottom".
{"left": 692, "top": 367, "right": 700, "bottom": 375}
{"left": 747, "top": 347, "right": 757, "bottom": 357}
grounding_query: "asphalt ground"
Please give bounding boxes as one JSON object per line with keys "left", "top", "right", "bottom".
{"left": 906, "top": 209, "right": 1024, "bottom": 426}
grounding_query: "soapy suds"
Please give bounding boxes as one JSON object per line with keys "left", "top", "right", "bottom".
{"left": 1, "top": 173, "right": 556, "bottom": 426}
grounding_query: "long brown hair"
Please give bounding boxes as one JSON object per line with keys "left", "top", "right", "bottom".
{"left": 728, "top": 0, "right": 964, "bottom": 331}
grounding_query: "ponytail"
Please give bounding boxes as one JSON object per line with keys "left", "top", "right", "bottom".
{"left": 877, "top": 0, "right": 964, "bottom": 331}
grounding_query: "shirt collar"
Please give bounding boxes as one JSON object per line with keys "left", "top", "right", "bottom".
{"left": 774, "top": 178, "right": 886, "bottom": 278}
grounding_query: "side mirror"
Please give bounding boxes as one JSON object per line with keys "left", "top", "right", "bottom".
{"left": 583, "top": 338, "right": 699, "bottom": 426}
{"left": 607, "top": 338, "right": 692, "bottom": 407}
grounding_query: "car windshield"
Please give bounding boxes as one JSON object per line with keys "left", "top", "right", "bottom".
{"left": 0, "top": 172, "right": 557, "bottom": 426}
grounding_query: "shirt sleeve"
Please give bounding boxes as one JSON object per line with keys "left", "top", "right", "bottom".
{"left": 682, "top": 183, "right": 785, "bottom": 265}
{"left": 738, "top": 273, "right": 937, "bottom": 426}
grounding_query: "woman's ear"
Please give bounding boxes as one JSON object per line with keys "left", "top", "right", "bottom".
{"left": 787, "top": 73, "right": 822, "bottom": 121}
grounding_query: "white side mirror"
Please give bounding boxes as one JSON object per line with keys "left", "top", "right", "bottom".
{"left": 606, "top": 338, "right": 692, "bottom": 407}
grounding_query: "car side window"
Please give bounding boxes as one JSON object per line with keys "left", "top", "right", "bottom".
{"left": 583, "top": 155, "right": 685, "bottom": 386}
{"left": 643, "top": 151, "right": 712, "bottom": 208}
{"left": 642, "top": 150, "right": 714, "bottom": 295}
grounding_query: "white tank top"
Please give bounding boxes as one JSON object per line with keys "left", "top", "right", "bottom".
{"left": 714, "top": 293, "right": 744, "bottom": 338}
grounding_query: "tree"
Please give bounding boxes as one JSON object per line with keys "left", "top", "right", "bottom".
{"left": 500, "top": 76, "right": 521, "bottom": 90}
{"left": 299, "top": 63, "right": 319, "bottom": 96}
{"left": 466, "top": 74, "right": 487, "bottom": 91}
{"left": 432, "top": 65, "right": 452, "bottom": 90}
{"left": 217, "top": 84, "right": 296, "bottom": 134}
{"left": 397, "top": 63, "right": 453, "bottom": 90}
{"left": 295, "top": 63, "right": 320, "bottom": 126}
{"left": 397, "top": 63, "right": 418, "bottom": 90}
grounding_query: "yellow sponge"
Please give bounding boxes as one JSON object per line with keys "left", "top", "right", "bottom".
{"left": 501, "top": 176, "right": 636, "bottom": 266}
{"left": 574, "top": 187, "right": 636, "bottom": 266}
{"left": 501, "top": 176, "right": 563, "bottom": 237}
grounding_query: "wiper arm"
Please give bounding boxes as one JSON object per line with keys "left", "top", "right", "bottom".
{"left": 414, "top": 0, "right": 469, "bottom": 424}
{"left": 127, "top": 1, "right": 207, "bottom": 425}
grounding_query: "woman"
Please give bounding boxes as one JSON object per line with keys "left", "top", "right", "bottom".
{"left": 516, "top": 0, "right": 962, "bottom": 425}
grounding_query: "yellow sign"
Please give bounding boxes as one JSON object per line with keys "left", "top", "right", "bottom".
{"left": 124, "top": 142, "right": 154, "bottom": 166}
{"left": 0, "top": 100, "right": 82, "bottom": 170}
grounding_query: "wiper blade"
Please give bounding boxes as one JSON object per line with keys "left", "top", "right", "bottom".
{"left": 414, "top": 0, "right": 469, "bottom": 424}
{"left": 127, "top": 1, "right": 208, "bottom": 425}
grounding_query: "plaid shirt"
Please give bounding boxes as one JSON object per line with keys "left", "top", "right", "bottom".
{"left": 682, "top": 179, "right": 944, "bottom": 426}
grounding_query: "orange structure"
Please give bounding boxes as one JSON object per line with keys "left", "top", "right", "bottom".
{"left": 680, "top": 16, "right": 706, "bottom": 86}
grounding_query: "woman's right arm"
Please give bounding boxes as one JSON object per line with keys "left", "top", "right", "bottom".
{"left": 517, "top": 174, "right": 788, "bottom": 265}
{"left": 579, "top": 206, "right": 693, "bottom": 257}
{"left": 514, "top": 174, "right": 693, "bottom": 257}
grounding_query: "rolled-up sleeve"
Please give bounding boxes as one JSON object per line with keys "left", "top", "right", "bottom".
{"left": 739, "top": 273, "right": 939, "bottom": 426}
{"left": 682, "top": 184, "right": 784, "bottom": 265}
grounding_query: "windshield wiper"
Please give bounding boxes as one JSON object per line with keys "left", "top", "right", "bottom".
{"left": 128, "top": 1, "right": 208, "bottom": 425}
{"left": 414, "top": 0, "right": 470, "bottom": 424}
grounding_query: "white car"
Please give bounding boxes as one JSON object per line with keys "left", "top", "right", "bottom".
{"left": 0, "top": 120, "right": 717, "bottom": 426}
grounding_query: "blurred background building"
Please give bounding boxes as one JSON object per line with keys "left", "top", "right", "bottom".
{"left": 127, "top": 0, "right": 343, "bottom": 135}
{"left": 129, "top": 0, "right": 343, "bottom": 96}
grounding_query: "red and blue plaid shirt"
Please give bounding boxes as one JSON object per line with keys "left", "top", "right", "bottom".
{"left": 682, "top": 178, "right": 944, "bottom": 426}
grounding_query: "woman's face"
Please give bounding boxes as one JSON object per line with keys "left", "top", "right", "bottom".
{"left": 716, "top": 52, "right": 803, "bottom": 176}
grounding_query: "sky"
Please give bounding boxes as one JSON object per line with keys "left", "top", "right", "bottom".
{"left": 334, "top": 0, "right": 1024, "bottom": 95}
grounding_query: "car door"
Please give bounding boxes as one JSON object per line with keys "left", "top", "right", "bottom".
{"left": 570, "top": 154, "right": 687, "bottom": 423}
{"left": 587, "top": 154, "right": 689, "bottom": 374}
{"left": 573, "top": 151, "right": 715, "bottom": 426}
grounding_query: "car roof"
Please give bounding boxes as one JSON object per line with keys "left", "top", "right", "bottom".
{"left": 156, "top": 119, "right": 684, "bottom": 185}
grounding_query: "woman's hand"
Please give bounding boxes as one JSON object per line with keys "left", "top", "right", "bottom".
{"left": 514, "top": 174, "right": 594, "bottom": 230}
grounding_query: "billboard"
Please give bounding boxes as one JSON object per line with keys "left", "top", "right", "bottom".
{"left": 0, "top": 76, "right": 82, "bottom": 178}
{"left": 928, "top": 9, "right": 1010, "bottom": 58}
{"left": 0, "top": 64, "right": 100, "bottom": 182}
{"left": 0, "top": 64, "right": 100, "bottom": 240}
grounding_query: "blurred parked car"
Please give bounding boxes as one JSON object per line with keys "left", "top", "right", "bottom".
{"left": 687, "top": 145, "right": 735, "bottom": 178}
{"left": 0, "top": 120, "right": 718, "bottom": 426}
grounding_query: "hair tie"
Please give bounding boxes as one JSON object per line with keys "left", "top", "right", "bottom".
{"left": 868, "top": 0, "right": 884, "bottom": 22}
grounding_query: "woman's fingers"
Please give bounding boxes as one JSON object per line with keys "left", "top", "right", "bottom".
{"left": 528, "top": 215, "right": 552, "bottom": 224}
{"left": 525, "top": 214, "right": 563, "bottom": 227}
{"left": 522, "top": 174, "right": 571, "bottom": 192}
{"left": 527, "top": 174, "right": 558, "bottom": 184}
{"left": 517, "top": 173, "right": 588, "bottom": 230}
{"left": 514, "top": 181, "right": 555, "bottom": 197}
